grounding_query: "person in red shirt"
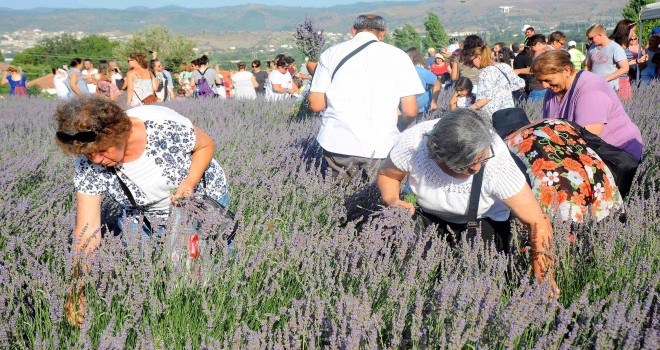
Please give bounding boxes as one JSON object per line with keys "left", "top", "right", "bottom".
{"left": 429, "top": 54, "right": 452, "bottom": 87}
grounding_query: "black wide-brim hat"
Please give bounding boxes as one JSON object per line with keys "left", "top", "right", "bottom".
{"left": 492, "top": 107, "right": 531, "bottom": 138}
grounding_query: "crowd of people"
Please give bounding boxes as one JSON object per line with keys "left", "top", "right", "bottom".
{"left": 45, "top": 14, "right": 656, "bottom": 326}
{"left": 36, "top": 51, "right": 311, "bottom": 104}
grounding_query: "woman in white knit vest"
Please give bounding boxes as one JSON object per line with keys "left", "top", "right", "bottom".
{"left": 377, "top": 109, "right": 557, "bottom": 292}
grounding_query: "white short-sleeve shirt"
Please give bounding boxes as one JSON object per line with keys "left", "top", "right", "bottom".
{"left": 389, "top": 119, "right": 526, "bottom": 223}
{"left": 265, "top": 70, "right": 293, "bottom": 101}
{"left": 82, "top": 68, "right": 98, "bottom": 94}
{"left": 310, "top": 31, "right": 425, "bottom": 159}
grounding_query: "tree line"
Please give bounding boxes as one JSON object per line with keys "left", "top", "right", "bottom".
{"left": 386, "top": 13, "right": 450, "bottom": 52}
{"left": 11, "top": 26, "right": 195, "bottom": 74}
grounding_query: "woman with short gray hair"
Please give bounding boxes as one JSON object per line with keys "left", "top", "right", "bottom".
{"left": 377, "top": 109, "right": 557, "bottom": 290}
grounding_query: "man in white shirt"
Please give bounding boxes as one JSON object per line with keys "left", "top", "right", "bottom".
{"left": 308, "top": 14, "right": 424, "bottom": 182}
{"left": 82, "top": 58, "right": 98, "bottom": 94}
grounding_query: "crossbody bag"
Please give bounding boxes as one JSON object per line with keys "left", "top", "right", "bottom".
{"left": 133, "top": 73, "right": 158, "bottom": 104}
{"left": 494, "top": 64, "right": 525, "bottom": 105}
{"left": 109, "top": 168, "right": 237, "bottom": 241}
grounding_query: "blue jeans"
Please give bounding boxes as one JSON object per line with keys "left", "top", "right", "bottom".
{"left": 527, "top": 89, "right": 547, "bottom": 102}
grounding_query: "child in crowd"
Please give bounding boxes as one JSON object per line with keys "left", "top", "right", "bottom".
{"left": 175, "top": 88, "right": 187, "bottom": 99}
{"left": 449, "top": 77, "right": 476, "bottom": 110}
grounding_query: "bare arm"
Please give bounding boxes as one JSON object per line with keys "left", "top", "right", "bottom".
{"left": 83, "top": 72, "right": 94, "bottom": 84}
{"left": 450, "top": 61, "right": 459, "bottom": 81}
{"left": 126, "top": 73, "right": 135, "bottom": 105}
{"left": 400, "top": 95, "right": 418, "bottom": 118}
{"left": 604, "top": 59, "right": 629, "bottom": 82}
{"left": 584, "top": 123, "right": 605, "bottom": 136}
{"left": 308, "top": 91, "right": 326, "bottom": 112}
{"left": 167, "top": 85, "right": 174, "bottom": 100}
{"left": 172, "top": 126, "right": 214, "bottom": 204}
{"left": 376, "top": 157, "right": 415, "bottom": 214}
{"left": 470, "top": 98, "right": 492, "bottom": 110}
{"left": 251, "top": 75, "right": 259, "bottom": 88}
{"left": 74, "top": 193, "right": 103, "bottom": 259}
{"left": 189, "top": 74, "right": 196, "bottom": 89}
{"left": 502, "top": 185, "right": 557, "bottom": 290}
{"left": 271, "top": 83, "right": 289, "bottom": 94}
{"left": 151, "top": 74, "right": 159, "bottom": 93}
{"left": 449, "top": 92, "right": 459, "bottom": 110}
{"left": 430, "top": 80, "right": 441, "bottom": 110}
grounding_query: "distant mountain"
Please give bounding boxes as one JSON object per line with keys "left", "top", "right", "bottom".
{"left": 0, "top": 0, "right": 623, "bottom": 34}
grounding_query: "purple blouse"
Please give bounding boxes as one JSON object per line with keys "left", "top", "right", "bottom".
{"left": 542, "top": 71, "right": 643, "bottom": 160}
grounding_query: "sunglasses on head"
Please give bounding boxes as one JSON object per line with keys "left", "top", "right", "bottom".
{"left": 56, "top": 130, "right": 100, "bottom": 144}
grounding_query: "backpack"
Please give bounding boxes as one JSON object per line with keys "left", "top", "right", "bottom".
{"left": 13, "top": 85, "right": 28, "bottom": 96}
{"left": 195, "top": 69, "right": 218, "bottom": 98}
{"left": 13, "top": 76, "right": 28, "bottom": 96}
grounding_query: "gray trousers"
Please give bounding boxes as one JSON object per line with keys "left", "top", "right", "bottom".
{"left": 322, "top": 148, "right": 381, "bottom": 183}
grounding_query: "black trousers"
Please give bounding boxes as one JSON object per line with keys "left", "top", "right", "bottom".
{"left": 415, "top": 210, "right": 511, "bottom": 253}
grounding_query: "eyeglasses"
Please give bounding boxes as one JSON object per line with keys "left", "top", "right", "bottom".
{"left": 629, "top": 37, "right": 638, "bottom": 41}
{"left": 587, "top": 34, "right": 599, "bottom": 40}
{"left": 252, "top": 65, "right": 258, "bottom": 68}
{"left": 454, "top": 145, "right": 495, "bottom": 172}
{"left": 56, "top": 130, "right": 100, "bottom": 144}
{"left": 558, "top": 41, "right": 566, "bottom": 46}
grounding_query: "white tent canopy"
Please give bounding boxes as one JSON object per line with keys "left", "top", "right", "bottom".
{"left": 640, "top": 3, "right": 660, "bottom": 21}
{"left": 636, "top": 3, "right": 660, "bottom": 80}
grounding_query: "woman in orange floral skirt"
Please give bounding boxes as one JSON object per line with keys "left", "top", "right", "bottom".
{"left": 494, "top": 109, "right": 623, "bottom": 222}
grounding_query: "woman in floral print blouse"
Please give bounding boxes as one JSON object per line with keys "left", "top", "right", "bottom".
{"left": 54, "top": 96, "right": 229, "bottom": 258}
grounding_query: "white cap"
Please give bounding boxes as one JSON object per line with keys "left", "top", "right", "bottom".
{"left": 567, "top": 40, "right": 577, "bottom": 47}
{"left": 522, "top": 24, "right": 531, "bottom": 33}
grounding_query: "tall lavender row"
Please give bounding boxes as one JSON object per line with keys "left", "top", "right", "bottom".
{"left": 0, "top": 84, "right": 658, "bottom": 349}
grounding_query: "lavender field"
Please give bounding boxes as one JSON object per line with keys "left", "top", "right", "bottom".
{"left": 0, "top": 85, "right": 659, "bottom": 349}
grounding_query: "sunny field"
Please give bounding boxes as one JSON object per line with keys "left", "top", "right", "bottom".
{"left": 0, "top": 85, "right": 659, "bottom": 349}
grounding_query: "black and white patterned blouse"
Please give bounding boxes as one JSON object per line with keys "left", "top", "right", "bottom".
{"left": 74, "top": 105, "right": 229, "bottom": 218}
{"left": 476, "top": 63, "right": 525, "bottom": 116}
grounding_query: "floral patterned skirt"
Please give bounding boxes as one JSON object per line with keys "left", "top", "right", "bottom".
{"left": 505, "top": 119, "right": 622, "bottom": 222}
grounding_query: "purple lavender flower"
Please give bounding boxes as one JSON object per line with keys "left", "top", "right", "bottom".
{"left": 293, "top": 16, "right": 327, "bottom": 62}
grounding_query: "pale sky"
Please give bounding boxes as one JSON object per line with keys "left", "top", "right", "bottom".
{"left": 2, "top": 0, "right": 421, "bottom": 10}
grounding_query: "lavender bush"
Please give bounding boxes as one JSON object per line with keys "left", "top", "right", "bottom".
{"left": 293, "top": 16, "right": 327, "bottom": 62}
{"left": 0, "top": 83, "right": 659, "bottom": 349}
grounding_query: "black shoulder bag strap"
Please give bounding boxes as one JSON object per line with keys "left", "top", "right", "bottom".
{"left": 331, "top": 40, "right": 378, "bottom": 82}
{"left": 560, "top": 70, "right": 583, "bottom": 120}
{"left": 494, "top": 64, "right": 510, "bottom": 84}
{"left": 109, "top": 167, "right": 154, "bottom": 233}
{"left": 197, "top": 68, "right": 208, "bottom": 84}
{"left": 466, "top": 164, "right": 485, "bottom": 236}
